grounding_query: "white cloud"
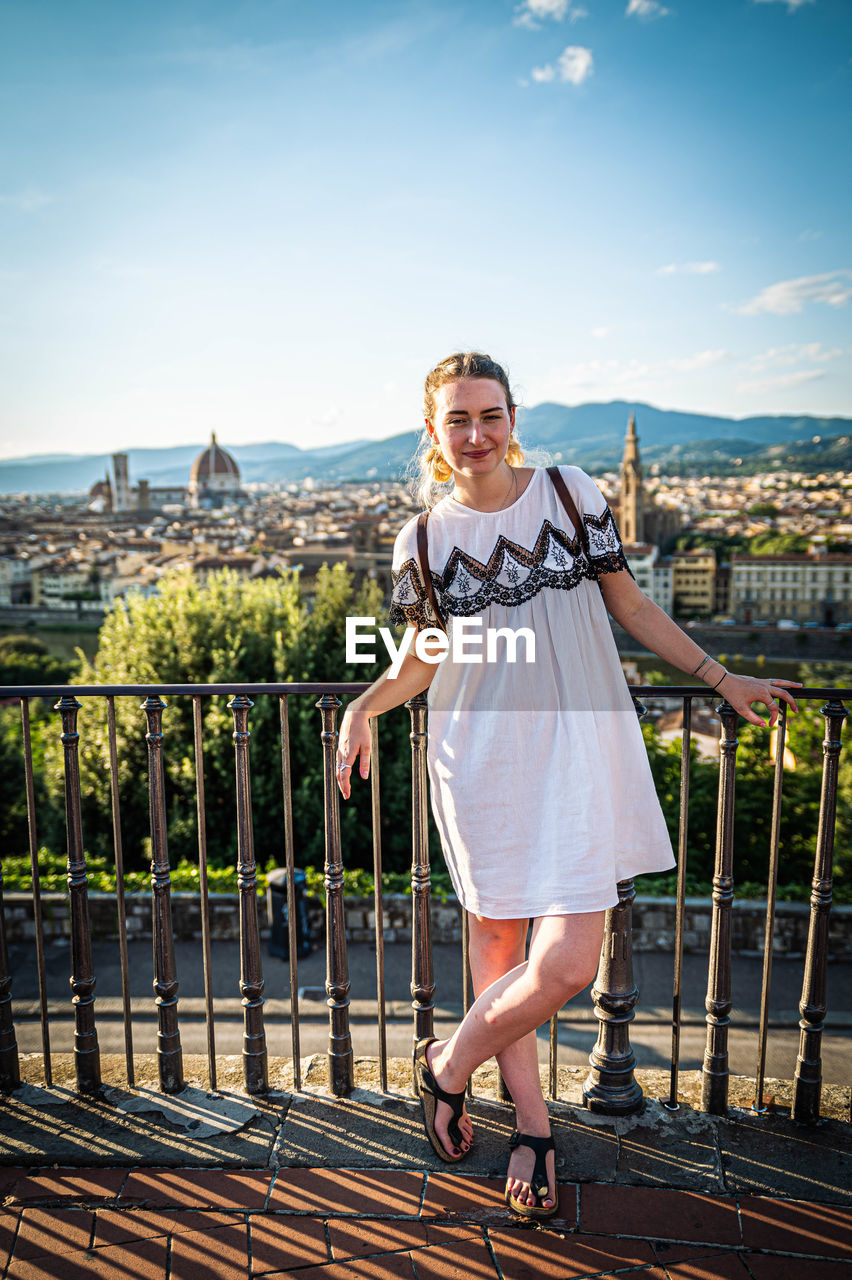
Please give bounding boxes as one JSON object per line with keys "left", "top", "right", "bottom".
{"left": 657, "top": 261, "right": 720, "bottom": 276}
{"left": 514, "top": 0, "right": 588, "bottom": 28}
{"left": 753, "top": 0, "right": 815, "bottom": 12}
{"left": 737, "top": 271, "right": 852, "bottom": 316}
{"left": 0, "top": 187, "right": 54, "bottom": 213}
{"left": 744, "top": 343, "right": 844, "bottom": 372}
{"left": 545, "top": 358, "right": 654, "bottom": 394}
{"left": 669, "top": 350, "right": 730, "bottom": 372}
{"left": 591, "top": 326, "right": 611, "bottom": 339}
{"left": 559, "top": 45, "right": 594, "bottom": 83}
{"left": 737, "top": 369, "right": 825, "bottom": 396}
{"left": 798, "top": 228, "right": 823, "bottom": 242}
{"left": 626, "top": 0, "right": 670, "bottom": 19}
{"left": 531, "top": 45, "right": 593, "bottom": 85}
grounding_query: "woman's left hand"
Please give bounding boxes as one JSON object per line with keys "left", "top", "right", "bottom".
{"left": 716, "top": 673, "right": 801, "bottom": 728}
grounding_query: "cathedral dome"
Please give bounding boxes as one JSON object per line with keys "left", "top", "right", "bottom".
{"left": 190, "top": 433, "right": 240, "bottom": 483}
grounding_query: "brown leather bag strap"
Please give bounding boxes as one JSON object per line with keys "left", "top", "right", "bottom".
{"left": 416, "top": 511, "right": 447, "bottom": 632}
{"left": 546, "top": 466, "right": 591, "bottom": 558}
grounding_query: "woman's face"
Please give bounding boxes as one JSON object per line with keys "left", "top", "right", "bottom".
{"left": 428, "top": 378, "right": 515, "bottom": 479}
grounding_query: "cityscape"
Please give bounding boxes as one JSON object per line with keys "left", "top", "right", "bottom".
{"left": 2, "top": 412, "right": 851, "bottom": 641}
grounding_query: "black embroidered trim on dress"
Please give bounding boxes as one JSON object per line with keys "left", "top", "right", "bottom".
{"left": 388, "top": 506, "right": 633, "bottom": 628}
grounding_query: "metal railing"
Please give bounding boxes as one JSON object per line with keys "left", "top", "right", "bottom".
{"left": 0, "top": 682, "right": 848, "bottom": 1128}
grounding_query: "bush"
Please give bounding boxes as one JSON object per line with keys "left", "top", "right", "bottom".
{"left": 30, "top": 565, "right": 435, "bottom": 879}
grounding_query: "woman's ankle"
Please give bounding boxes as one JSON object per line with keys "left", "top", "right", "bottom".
{"left": 513, "top": 1107, "right": 551, "bottom": 1137}
{"left": 427, "top": 1040, "right": 467, "bottom": 1094}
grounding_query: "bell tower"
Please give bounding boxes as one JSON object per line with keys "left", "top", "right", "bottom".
{"left": 619, "top": 414, "right": 645, "bottom": 544}
{"left": 112, "top": 452, "right": 131, "bottom": 514}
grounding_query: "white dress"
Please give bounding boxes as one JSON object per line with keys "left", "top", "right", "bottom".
{"left": 389, "top": 465, "right": 676, "bottom": 919}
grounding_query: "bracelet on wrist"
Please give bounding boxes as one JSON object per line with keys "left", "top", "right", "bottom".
{"left": 711, "top": 669, "right": 729, "bottom": 691}
{"left": 692, "top": 654, "right": 712, "bottom": 677}
{"left": 697, "top": 657, "right": 724, "bottom": 687}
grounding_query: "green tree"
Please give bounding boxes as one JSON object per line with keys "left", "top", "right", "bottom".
{"left": 40, "top": 566, "right": 419, "bottom": 878}
{"left": 0, "top": 634, "right": 71, "bottom": 687}
{"left": 747, "top": 502, "right": 779, "bottom": 518}
{"left": 0, "top": 637, "right": 73, "bottom": 860}
{"left": 638, "top": 663, "right": 852, "bottom": 901}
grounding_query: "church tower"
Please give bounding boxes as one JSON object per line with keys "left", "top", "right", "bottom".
{"left": 619, "top": 414, "right": 645, "bottom": 544}
{"left": 112, "top": 452, "right": 131, "bottom": 514}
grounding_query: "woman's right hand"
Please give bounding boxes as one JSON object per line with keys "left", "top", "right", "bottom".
{"left": 336, "top": 702, "right": 372, "bottom": 800}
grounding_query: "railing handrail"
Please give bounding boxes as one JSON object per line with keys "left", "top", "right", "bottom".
{"left": 3, "top": 682, "right": 851, "bottom": 699}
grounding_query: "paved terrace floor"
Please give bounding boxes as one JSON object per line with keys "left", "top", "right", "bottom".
{"left": 1, "top": 1054, "right": 850, "bottom": 1279}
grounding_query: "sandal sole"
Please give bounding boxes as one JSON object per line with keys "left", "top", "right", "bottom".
{"left": 505, "top": 1131, "right": 557, "bottom": 1219}
{"left": 505, "top": 1189, "right": 559, "bottom": 1220}
{"left": 413, "top": 1037, "right": 467, "bottom": 1165}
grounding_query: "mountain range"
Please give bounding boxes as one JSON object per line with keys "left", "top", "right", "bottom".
{"left": 1, "top": 402, "right": 850, "bottom": 495}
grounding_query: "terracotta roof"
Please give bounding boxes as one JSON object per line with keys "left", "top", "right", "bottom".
{"left": 190, "top": 432, "right": 240, "bottom": 482}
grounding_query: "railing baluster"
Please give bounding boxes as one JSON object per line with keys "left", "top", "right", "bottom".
{"left": 583, "top": 695, "right": 645, "bottom": 1114}
{"left": 662, "top": 695, "right": 693, "bottom": 1111}
{"left": 0, "top": 845, "right": 18, "bottom": 1092}
{"left": 461, "top": 910, "right": 472, "bottom": 1099}
{"left": 21, "top": 698, "right": 45, "bottom": 1085}
{"left": 142, "top": 695, "right": 183, "bottom": 1094}
{"left": 753, "top": 703, "right": 787, "bottom": 1114}
{"left": 228, "top": 695, "right": 268, "bottom": 1095}
{"left": 56, "top": 695, "right": 101, "bottom": 1093}
{"left": 370, "top": 718, "right": 388, "bottom": 1092}
{"left": 192, "top": 695, "right": 217, "bottom": 1093}
{"left": 701, "top": 699, "right": 739, "bottom": 1115}
{"left": 792, "top": 697, "right": 847, "bottom": 1125}
{"left": 407, "top": 693, "right": 435, "bottom": 1078}
{"left": 106, "top": 696, "right": 134, "bottom": 1087}
{"left": 279, "top": 694, "right": 301, "bottom": 1091}
{"left": 583, "top": 877, "right": 643, "bottom": 1113}
{"left": 317, "top": 693, "right": 354, "bottom": 1097}
{"left": 548, "top": 1015, "right": 558, "bottom": 1102}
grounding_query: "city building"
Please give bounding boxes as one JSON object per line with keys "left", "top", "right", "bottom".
{"left": 621, "top": 542, "right": 674, "bottom": 615}
{"left": 188, "top": 434, "right": 243, "bottom": 509}
{"left": 731, "top": 552, "right": 852, "bottom": 626}
{"left": 671, "top": 549, "right": 716, "bottom": 619}
{"left": 86, "top": 440, "right": 243, "bottom": 516}
{"left": 615, "top": 415, "right": 682, "bottom": 550}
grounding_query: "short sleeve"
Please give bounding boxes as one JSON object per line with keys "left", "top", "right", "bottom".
{"left": 388, "top": 515, "right": 441, "bottom": 629}
{"left": 560, "top": 466, "right": 635, "bottom": 582}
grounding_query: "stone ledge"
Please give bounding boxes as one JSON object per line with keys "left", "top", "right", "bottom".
{"left": 3, "top": 1054, "right": 849, "bottom": 1207}
{"left": 7, "top": 891, "right": 852, "bottom": 956}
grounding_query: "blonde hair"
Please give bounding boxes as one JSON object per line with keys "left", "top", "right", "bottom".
{"left": 410, "top": 352, "right": 526, "bottom": 509}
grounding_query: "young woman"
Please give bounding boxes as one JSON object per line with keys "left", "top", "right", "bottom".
{"left": 336, "top": 352, "right": 800, "bottom": 1219}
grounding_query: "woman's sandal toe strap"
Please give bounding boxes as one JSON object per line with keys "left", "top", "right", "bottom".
{"left": 510, "top": 1132, "right": 555, "bottom": 1204}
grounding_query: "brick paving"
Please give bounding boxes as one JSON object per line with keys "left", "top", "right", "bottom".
{"left": 0, "top": 1167, "right": 850, "bottom": 1278}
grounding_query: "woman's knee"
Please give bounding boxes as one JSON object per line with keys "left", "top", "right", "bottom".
{"left": 536, "top": 959, "right": 596, "bottom": 1003}
{"left": 530, "top": 933, "right": 602, "bottom": 1000}
{"left": 469, "top": 914, "right": 527, "bottom": 957}
{"left": 468, "top": 914, "right": 527, "bottom": 992}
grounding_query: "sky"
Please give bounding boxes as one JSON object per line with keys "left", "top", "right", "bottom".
{"left": 0, "top": 0, "right": 850, "bottom": 460}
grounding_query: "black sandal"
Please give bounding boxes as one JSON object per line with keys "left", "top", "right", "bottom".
{"left": 505, "top": 1130, "right": 558, "bottom": 1220}
{"left": 413, "top": 1037, "right": 470, "bottom": 1164}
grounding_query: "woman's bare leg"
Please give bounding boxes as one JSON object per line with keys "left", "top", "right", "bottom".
{"left": 426, "top": 911, "right": 605, "bottom": 1206}
{"left": 466, "top": 915, "right": 532, "bottom": 1108}
{"left": 466, "top": 915, "right": 554, "bottom": 1207}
